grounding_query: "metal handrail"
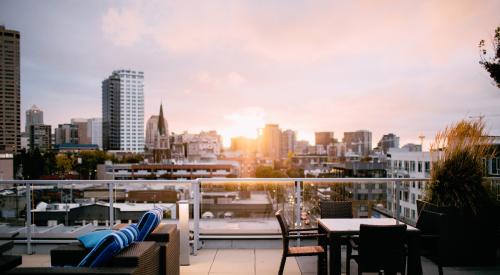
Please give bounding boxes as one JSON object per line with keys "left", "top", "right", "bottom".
{"left": 3, "top": 177, "right": 498, "bottom": 255}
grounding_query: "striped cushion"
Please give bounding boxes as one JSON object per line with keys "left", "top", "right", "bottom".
{"left": 136, "top": 207, "right": 164, "bottom": 241}
{"left": 77, "top": 232, "right": 128, "bottom": 267}
{"left": 119, "top": 224, "right": 139, "bottom": 244}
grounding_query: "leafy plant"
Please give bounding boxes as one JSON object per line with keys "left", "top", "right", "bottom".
{"left": 479, "top": 26, "right": 500, "bottom": 88}
{"left": 425, "top": 119, "right": 495, "bottom": 213}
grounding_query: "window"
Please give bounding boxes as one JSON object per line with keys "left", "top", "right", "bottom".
{"left": 411, "top": 193, "right": 416, "bottom": 204}
{"left": 418, "top": 161, "right": 422, "bottom": 172}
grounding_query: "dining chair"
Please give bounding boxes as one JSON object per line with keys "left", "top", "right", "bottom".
{"left": 319, "top": 200, "right": 353, "bottom": 219}
{"left": 416, "top": 209, "right": 445, "bottom": 275}
{"left": 275, "top": 210, "right": 327, "bottom": 275}
{"left": 319, "top": 200, "right": 354, "bottom": 274}
{"left": 349, "top": 224, "right": 407, "bottom": 275}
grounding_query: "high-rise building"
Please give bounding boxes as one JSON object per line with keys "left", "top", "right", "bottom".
{"left": 343, "top": 130, "right": 372, "bottom": 156}
{"left": 259, "top": 124, "right": 282, "bottom": 160}
{"left": 71, "top": 118, "right": 90, "bottom": 144}
{"left": 145, "top": 116, "right": 159, "bottom": 149}
{"left": 102, "top": 70, "right": 144, "bottom": 152}
{"left": 25, "top": 105, "right": 43, "bottom": 133}
{"left": 29, "top": 124, "right": 51, "bottom": 151}
{"left": 0, "top": 26, "right": 21, "bottom": 154}
{"left": 281, "top": 129, "right": 297, "bottom": 157}
{"left": 377, "top": 133, "right": 400, "bottom": 153}
{"left": 294, "top": 140, "right": 310, "bottom": 155}
{"left": 54, "top": 124, "right": 78, "bottom": 145}
{"left": 315, "top": 132, "right": 334, "bottom": 147}
{"left": 87, "top": 118, "right": 102, "bottom": 149}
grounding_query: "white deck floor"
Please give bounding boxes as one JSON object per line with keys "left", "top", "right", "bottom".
{"left": 19, "top": 248, "right": 500, "bottom": 275}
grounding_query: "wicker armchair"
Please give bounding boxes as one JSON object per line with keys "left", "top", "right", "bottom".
{"left": 7, "top": 241, "right": 160, "bottom": 275}
{"left": 51, "top": 223, "right": 179, "bottom": 275}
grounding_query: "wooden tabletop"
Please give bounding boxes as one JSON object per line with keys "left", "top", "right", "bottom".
{"left": 318, "top": 218, "right": 419, "bottom": 235}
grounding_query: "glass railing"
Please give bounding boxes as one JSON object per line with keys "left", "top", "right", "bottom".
{"left": 2, "top": 177, "right": 500, "bottom": 255}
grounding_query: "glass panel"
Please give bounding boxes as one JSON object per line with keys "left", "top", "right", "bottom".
{"left": 199, "top": 180, "right": 295, "bottom": 234}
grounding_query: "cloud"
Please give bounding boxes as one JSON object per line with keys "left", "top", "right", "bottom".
{"left": 101, "top": 7, "right": 148, "bottom": 46}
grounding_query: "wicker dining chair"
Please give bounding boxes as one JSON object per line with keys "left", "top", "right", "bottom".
{"left": 349, "top": 224, "right": 407, "bottom": 275}
{"left": 319, "top": 200, "right": 353, "bottom": 219}
{"left": 275, "top": 210, "right": 327, "bottom": 275}
{"left": 319, "top": 200, "right": 354, "bottom": 274}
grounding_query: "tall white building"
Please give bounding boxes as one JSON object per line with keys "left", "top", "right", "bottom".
{"left": 386, "top": 147, "right": 431, "bottom": 224}
{"left": 87, "top": 118, "right": 102, "bottom": 149}
{"left": 102, "top": 69, "right": 144, "bottom": 153}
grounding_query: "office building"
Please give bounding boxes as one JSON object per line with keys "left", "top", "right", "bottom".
{"left": 0, "top": 26, "right": 21, "bottom": 154}
{"left": 315, "top": 132, "right": 334, "bottom": 147}
{"left": 259, "top": 124, "right": 282, "bottom": 160}
{"left": 29, "top": 124, "right": 51, "bottom": 151}
{"left": 25, "top": 105, "right": 43, "bottom": 133}
{"left": 54, "top": 124, "right": 78, "bottom": 145}
{"left": 71, "top": 118, "right": 90, "bottom": 144}
{"left": 294, "top": 140, "right": 309, "bottom": 155}
{"left": 102, "top": 69, "right": 144, "bottom": 153}
{"left": 377, "top": 133, "right": 400, "bottom": 153}
{"left": 386, "top": 148, "right": 431, "bottom": 223}
{"left": 281, "top": 129, "right": 296, "bottom": 157}
{"left": 343, "top": 130, "right": 372, "bottom": 156}
{"left": 87, "top": 118, "right": 102, "bottom": 149}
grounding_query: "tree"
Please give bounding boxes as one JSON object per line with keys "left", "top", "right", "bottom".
{"left": 56, "top": 154, "right": 73, "bottom": 178}
{"left": 479, "top": 26, "right": 500, "bottom": 88}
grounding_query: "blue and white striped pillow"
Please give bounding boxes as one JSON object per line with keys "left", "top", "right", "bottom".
{"left": 77, "top": 232, "right": 128, "bottom": 267}
{"left": 136, "top": 207, "right": 164, "bottom": 241}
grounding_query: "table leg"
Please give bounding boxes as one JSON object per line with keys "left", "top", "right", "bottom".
{"left": 407, "top": 232, "right": 423, "bottom": 275}
{"left": 330, "top": 236, "right": 342, "bottom": 275}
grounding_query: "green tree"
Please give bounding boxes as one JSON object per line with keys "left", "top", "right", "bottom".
{"left": 255, "top": 166, "right": 287, "bottom": 178}
{"left": 479, "top": 26, "right": 500, "bottom": 88}
{"left": 56, "top": 154, "right": 73, "bottom": 178}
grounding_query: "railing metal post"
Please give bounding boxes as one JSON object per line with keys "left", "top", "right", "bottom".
{"left": 108, "top": 182, "right": 114, "bottom": 229}
{"left": 295, "top": 180, "right": 301, "bottom": 227}
{"left": 192, "top": 179, "right": 200, "bottom": 255}
{"left": 395, "top": 179, "right": 401, "bottom": 223}
{"left": 25, "top": 182, "right": 32, "bottom": 255}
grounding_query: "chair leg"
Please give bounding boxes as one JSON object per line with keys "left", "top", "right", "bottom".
{"left": 318, "top": 254, "right": 327, "bottom": 275}
{"left": 438, "top": 265, "right": 443, "bottom": 275}
{"left": 278, "top": 254, "right": 286, "bottom": 275}
{"left": 346, "top": 244, "right": 351, "bottom": 275}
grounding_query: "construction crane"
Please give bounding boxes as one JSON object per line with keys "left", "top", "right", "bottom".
{"left": 468, "top": 114, "right": 500, "bottom": 120}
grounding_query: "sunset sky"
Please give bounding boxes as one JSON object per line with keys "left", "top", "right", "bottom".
{"left": 1, "top": 0, "right": 500, "bottom": 148}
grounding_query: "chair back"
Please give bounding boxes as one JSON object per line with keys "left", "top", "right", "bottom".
{"left": 319, "top": 200, "right": 353, "bottom": 218}
{"left": 275, "top": 210, "right": 290, "bottom": 251}
{"left": 416, "top": 209, "right": 444, "bottom": 235}
{"left": 358, "top": 224, "right": 407, "bottom": 273}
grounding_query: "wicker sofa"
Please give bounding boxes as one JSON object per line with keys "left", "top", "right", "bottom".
{"left": 50, "top": 223, "right": 179, "bottom": 275}
{"left": 6, "top": 241, "right": 160, "bottom": 275}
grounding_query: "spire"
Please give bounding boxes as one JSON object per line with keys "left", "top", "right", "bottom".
{"left": 157, "top": 104, "right": 166, "bottom": 135}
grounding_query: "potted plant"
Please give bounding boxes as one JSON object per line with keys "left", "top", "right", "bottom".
{"left": 417, "top": 119, "right": 498, "bottom": 266}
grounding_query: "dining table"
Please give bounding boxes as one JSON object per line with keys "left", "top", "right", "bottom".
{"left": 318, "top": 218, "right": 422, "bottom": 275}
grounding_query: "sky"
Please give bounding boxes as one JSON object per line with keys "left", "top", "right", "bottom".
{"left": 1, "top": 0, "right": 500, "bottom": 148}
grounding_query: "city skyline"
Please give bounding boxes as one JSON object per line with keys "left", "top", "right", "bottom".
{"left": 1, "top": 1, "right": 500, "bottom": 148}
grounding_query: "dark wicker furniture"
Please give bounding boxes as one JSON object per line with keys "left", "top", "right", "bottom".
{"left": 349, "top": 224, "right": 407, "bottom": 275}
{"left": 0, "top": 241, "right": 22, "bottom": 273}
{"left": 416, "top": 209, "right": 444, "bottom": 275}
{"left": 319, "top": 201, "right": 353, "bottom": 219}
{"left": 7, "top": 241, "right": 160, "bottom": 275}
{"left": 51, "top": 223, "right": 179, "bottom": 275}
{"left": 276, "top": 210, "right": 327, "bottom": 275}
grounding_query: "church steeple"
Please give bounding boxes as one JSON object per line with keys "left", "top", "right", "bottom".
{"left": 157, "top": 104, "right": 166, "bottom": 136}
